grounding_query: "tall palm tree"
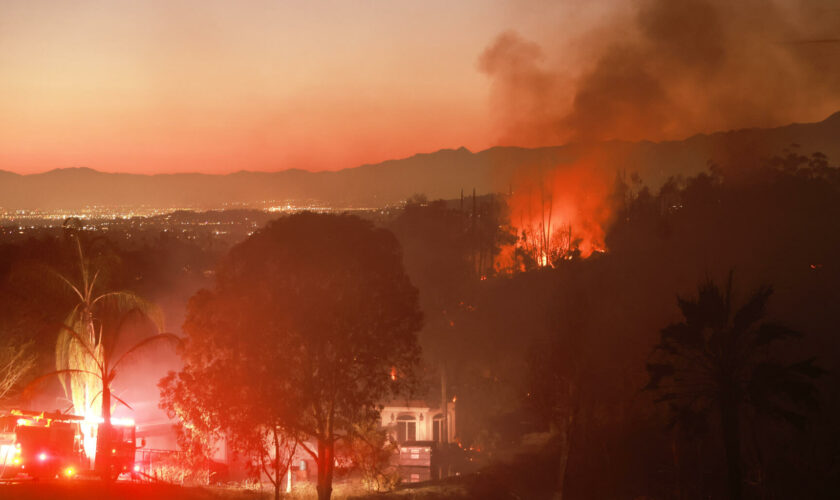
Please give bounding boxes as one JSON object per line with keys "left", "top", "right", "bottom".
{"left": 50, "top": 237, "right": 177, "bottom": 477}
{"left": 645, "top": 274, "right": 822, "bottom": 500}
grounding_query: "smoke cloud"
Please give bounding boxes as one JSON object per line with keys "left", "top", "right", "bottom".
{"left": 483, "top": 0, "right": 840, "bottom": 261}
{"left": 480, "top": 0, "right": 840, "bottom": 144}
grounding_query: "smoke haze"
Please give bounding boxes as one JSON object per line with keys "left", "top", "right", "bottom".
{"left": 480, "top": 0, "right": 840, "bottom": 145}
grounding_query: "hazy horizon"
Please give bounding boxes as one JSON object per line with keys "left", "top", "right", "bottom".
{"left": 2, "top": 0, "right": 839, "bottom": 175}
{"left": 2, "top": 108, "right": 838, "bottom": 178}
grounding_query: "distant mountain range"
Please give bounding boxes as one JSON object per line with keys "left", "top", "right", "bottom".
{"left": 1, "top": 112, "right": 838, "bottom": 210}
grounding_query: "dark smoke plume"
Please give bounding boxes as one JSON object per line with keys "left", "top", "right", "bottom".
{"left": 480, "top": 0, "right": 840, "bottom": 145}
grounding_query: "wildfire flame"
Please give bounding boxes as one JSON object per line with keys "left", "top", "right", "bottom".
{"left": 499, "top": 154, "right": 612, "bottom": 271}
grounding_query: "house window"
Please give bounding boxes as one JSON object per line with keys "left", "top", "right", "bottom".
{"left": 432, "top": 414, "right": 444, "bottom": 442}
{"left": 396, "top": 415, "right": 416, "bottom": 442}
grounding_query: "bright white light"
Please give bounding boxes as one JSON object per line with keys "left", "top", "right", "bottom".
{"left": 38, "top": 453, "right": 47, "bottom": 461}
{"left": 83, "top": 416, "right": 135, "bottom": 426}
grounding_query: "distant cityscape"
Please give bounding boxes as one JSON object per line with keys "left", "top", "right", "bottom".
{"left": 0, "top": 201, "right": 399, "bottom": 244}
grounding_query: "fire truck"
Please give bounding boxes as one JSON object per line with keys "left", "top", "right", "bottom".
{"left": 0, "top": 410, "right": 140, "bottom": 480}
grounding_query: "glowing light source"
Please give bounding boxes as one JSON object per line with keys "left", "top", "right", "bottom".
{"left": 133, "top": 464, "right": 140, "bottom": 472}
{"left": 65, "top": 467, "right": 74, "bottom": 477}
{"left": 38, "top": 453, "right": 47, "bottom": 461}
{"left": 84, "top": 416, "right": 135, "bottom": 426}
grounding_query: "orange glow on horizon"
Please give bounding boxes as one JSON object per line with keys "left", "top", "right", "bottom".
{"left": 0, "top": 0, "right": 514, "bottom": 175}
{"left": 3, "top": 1, "right": 835, "bottom": 176}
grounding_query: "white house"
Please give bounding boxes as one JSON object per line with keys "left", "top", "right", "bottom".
{"left": 379, "top": 400, "right": 456, "bottom": 444}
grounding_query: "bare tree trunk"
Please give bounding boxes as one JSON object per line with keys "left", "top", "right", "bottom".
{"left": 316, "top": 438, "right": 334, "bottom": 500}
{"left": 274, "top": 427, "right": 281, "bottom": 500}
{"left": 720, "top": 390, "right": 742, "bottom": 500}
{"left": 554, "top": 414, "right": 573, "bottom": 500}
{"left": 672, "top": 430, "right": 682, "bottom": 500}
{"left": 97, "top": 378, "right": 112, "bottom": 480}
{"left": 441, "top": 363, "right": 447, "bottom": 444}
{"left": 553, "top": 373, "right": 580, "bottom": 500}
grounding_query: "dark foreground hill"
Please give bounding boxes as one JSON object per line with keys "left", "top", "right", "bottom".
{"left": 1, "top": 112, "right": 838, "bottom": 210}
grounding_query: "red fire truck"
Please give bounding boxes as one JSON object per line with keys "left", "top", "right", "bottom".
{"left": 0, "top": 410, "right": 140, "bottom": 480}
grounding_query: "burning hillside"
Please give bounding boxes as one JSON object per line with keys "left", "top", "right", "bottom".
{"left": 480, "top": 0, "right": 840, "bottom": 273}
{"left": 495, "top": 153, "right": 614, "bottom": 271}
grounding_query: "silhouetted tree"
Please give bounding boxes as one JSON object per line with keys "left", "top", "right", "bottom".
{"left": 159, "top": 289, "right": 301, "bottom": 497}
{"left": 646, "top": 274, "right": 823, "bottom": 499}
{"left": 162, "top": 213, "right": 422, "bottom": 500}
{"left": 526, "top": 338, "right": 578, "bottom": 500}
{"left": 0, "top": 334, "right": 35, "bottom": 403}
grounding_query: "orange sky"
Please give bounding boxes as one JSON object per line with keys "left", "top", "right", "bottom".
{"left": 0, "top": 0, "right": 609, "bottom": 174}
{"left": 4, "top": 1, "right": 835, "bottom": 175}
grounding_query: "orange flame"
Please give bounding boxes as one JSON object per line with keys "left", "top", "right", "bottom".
{"left": 499, "top": 153, "right": 613, "bottom": 271}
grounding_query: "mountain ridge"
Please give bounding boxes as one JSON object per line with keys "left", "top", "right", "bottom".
{"left": 1, "top": 112, "right": 838, "bottom": 210}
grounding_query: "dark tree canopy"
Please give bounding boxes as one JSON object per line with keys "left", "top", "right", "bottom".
{"left": 646, "top": 274, "right": 822, "bottom": 500}
{"left": 161, "top": 212, "right": 423, "bottom": 500}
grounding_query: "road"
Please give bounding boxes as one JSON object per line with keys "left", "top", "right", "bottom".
{"left": 0, "top": 481, "right": 264, "bottom": 500}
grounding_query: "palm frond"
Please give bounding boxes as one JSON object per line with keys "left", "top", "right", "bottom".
{"left": 111, "top": 333, "right": 181, "bottom": 374}
{"left": 788, "top": 357, "right": 825, "bottom": 380}
{"left": 660, "top": 323, "right": 704, "bottom": 350}
{"left": 56, "top": 323, "right": 104, "bottom": 373}
{"left": 752, "top": 322, "right": 801, "bottom": 348}
{"left": 733, "top": 285, "right": 772, "bottom": 333}
{"left": 111, "top": 392, "right": 134, "bottom": 411}
{"left": 73, "top": 236, "right": 89, "bottom": 296}
{"left": 88, "top": 389, "right": 134, "bottom": 411}
{"left": 87, "top": 269, "right": 100, "bottom": 300}
{"left": 51, "top": 268, "right": 86, "bottom": 302}
{"left": 23, "top": 368, "right": 103, "bottom": 399}
{"left": 94, "top": 292, "right": 165, "bottom": 360}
